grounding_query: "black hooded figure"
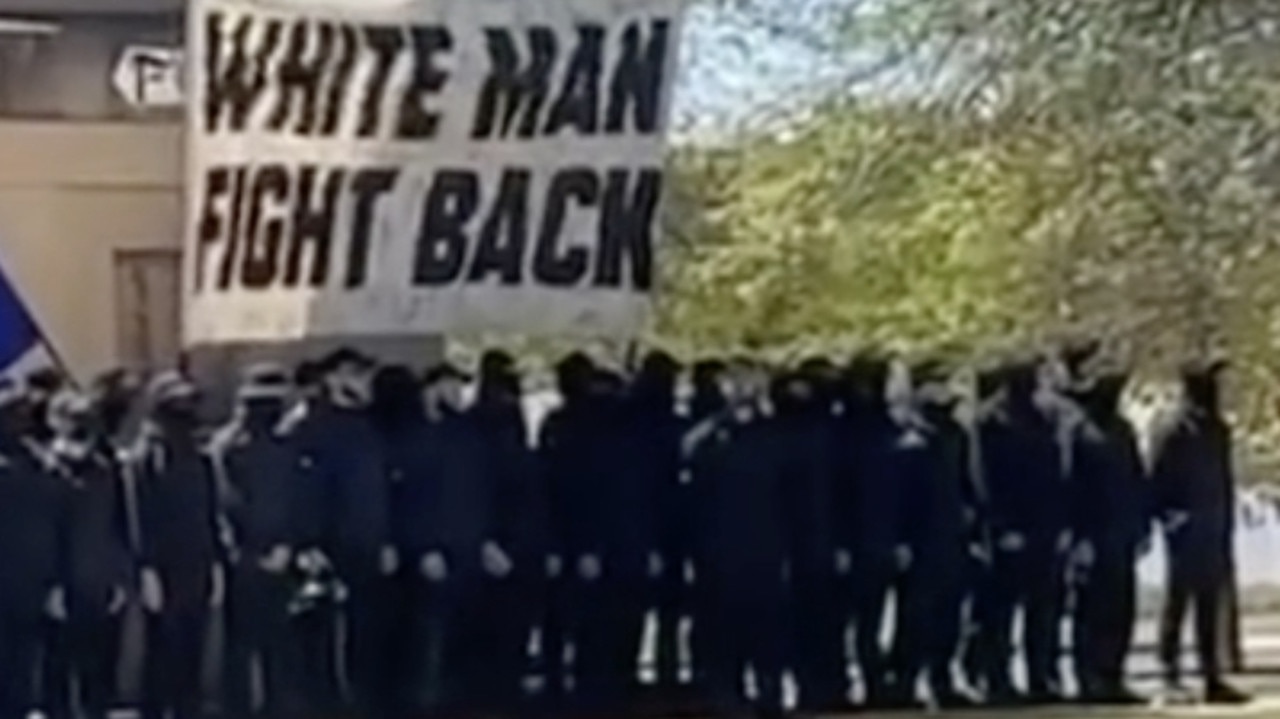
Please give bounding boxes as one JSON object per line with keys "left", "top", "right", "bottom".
{"left": 842, "top": 356, "right": 907, "bottom": 708}
{"left": 1067, "top": 372, "right": 1148, "bottom": 704}
{"left": 623, "top": 351, "right": 689, "bottom": 709}
{"left": 133, "top": 372, "right": 221, "bottom": 719}
{"left": 975, "top": 360, "right": 1070, "bottom": 703}
{"left": 0, "top": 383, "right": 65, "bottom": 719}
{"left": 778, "top": 362, "right": 846, "bottom": 713}
{"left": 217, "top": 364, "right": 308, "bottom": 719}
{"left": 887, "top": 361, "right": 977, "bottom": 709}
{"left": 1153, "top": 362, "right": 1248, "bottom": 703}
{"left": 42, "top": 391, "right": 131, "bottom": 719}
{"left": 471, "top": 351, "right": 544, "bottom": 714}
{"left": 546, "top": 364, "right": 645, "bottom": 714}
{"left": 687, "top": 358, "right": 790, "bottom": 719}
{"left": 291, "top": 349, "right": 396, "bottom": 718}
{"left": 537, "top": 351, "right": 598, "bottom": 708}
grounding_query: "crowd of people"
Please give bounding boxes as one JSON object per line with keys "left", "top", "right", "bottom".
{"left": 0, "top": 343, "right": 1254, "bottom": 719}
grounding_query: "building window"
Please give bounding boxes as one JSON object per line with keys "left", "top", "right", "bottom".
{"left": 113, "top": 248, "right": 180, "bottom": 372}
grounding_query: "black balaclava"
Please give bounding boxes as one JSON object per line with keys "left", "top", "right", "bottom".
{"left": 1005, "top": 361, "right": 1041, "bottom": 416}
{"left": 1079, "top": 373, "right": 1128, "bottom": 421}
{"left": 370, "top": 365, "right": 424, "bottom": 431}
{"left": 798, "top": 356, "right": 839, "bottom": 411}
{"left": 1183, "top": 364, "right": 1224, "bottom": 416}
{"left": 690, "top": 359, "right": 727, "bottom": 420}
{"left": 557, "top": 352, "right": 597, "bottom": 409}
{"left": 911, "top": 359, "right": 955, "bottom": 423}
{"left": 632, "top": 350, "right": 679, "bottom": 414}
{"left": 478, "top": 350, "right": 521, "bottom": 408}
{"left": 845, "top": 356, "right": 891, "bottom": 411}
{"left": 770, "top": 371, "right": 814, "bottom": 419}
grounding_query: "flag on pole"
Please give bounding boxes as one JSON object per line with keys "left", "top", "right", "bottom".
{"left": 0, "top": 258, "right": 65, "bottom": 383}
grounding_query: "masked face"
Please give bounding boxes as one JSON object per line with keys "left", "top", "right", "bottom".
{"left": 243, "top": 398, "right": 286, "bottom": 428}
{"left": 1185, "top": 374, "right": 1221, "bottom": 414}
{"left": 327, "top": 365, "right": 373, "bottom": 408}
{"left": 157, "top": 395, "right": 199, "bottom": 427}
{"left": 720, "top": 365, "right": 763, "bottom": 407}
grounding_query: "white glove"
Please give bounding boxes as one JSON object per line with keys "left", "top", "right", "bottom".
{"left": 1057, "top": 530, "right": 1073, "bottom": 554}
{"left": 969, "top": 542, "right": 992, "bottom": 564}
{"left": 209, "top": 564, "right": 226, "bottom": 609}
{"left": 379, "top": 546, "right": 399, "bottom": 575}
{"left": 893, "top": 544, "right": 913, "bottom": 571}
{"left": 108, "top": 586, "right": 128, "bottom": 615}
{"left": 482, "top": 542, "right": 513, "bottom": 578}
{"left": 1164, "top": 511, "right": 1191, "bottom": 532}
{"left": 1072, "top": 540, "right": 1096, "bottom": 568}
{"left": 140, "top": 567, "right": 165, "bottom": 613}
{"left": 578, "top": 554, "right": 602, "bottom": 581}
{"left": 997, "top": 532, "right": 1026, "bottom": 552}
{"left": 45, "top": 586, "right": 67, "bottom": 622}
{"left": 647, "top": 553, "right": 664, "bottom": 579}
{"left": 546, "top": 554, "right": 563, "bottom": 578}
{"left": 421, "top": 552, "right": 448, "bottom": 582}
{"left": 835, "top": 550, "right": 853, "bottom": 575}
{"left": 258, "top": 545, "right": 292, "bottom": 574}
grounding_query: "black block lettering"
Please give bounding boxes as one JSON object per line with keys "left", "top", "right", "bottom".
{"left": 606, "top": 20, "right": 670, "bottom": 134}
{"left": 471, "top": 27, "right": 557, "bottom": 139}
{"left": 467, "top": 169, "right": 530, "bottom": 285}
{"left": 413, "top": 171, "right": 479, "bottom": 286}
{"left": 204, "top": 12, "right": 280, "bottom": 133}
{"left": 534, "top": 168, "right": 598, "bottom": 286}
{"left": 241, "top": 165, "right": 290, "bottom": 289}
{"left": 596, "top": 168, "right": 661, "bottom": 290}
{"left": 285, "top": 166, "right": 343, "bottom": 288}
{"left": 357, "top": 26, "right": 405, "bottom": 138}
{"left": 345, "top": 169, "right": 399, "bottom": 288}
{"left": 545, "top": 25, "right": 604, "bottom": 136}
{"left": 266, "top": 20, "right": 334, "bottom": 135}
{"left": 396, "top": 26, "right": 452, "bottom": 140}
{"left": 320, "top": 24, "right": 359, "bottom": 137}
{"left": 194, "top": 167, "right": 231, "bottom": 293}
{"left": 218, "top": 167, "right": 249, "bottom": 290}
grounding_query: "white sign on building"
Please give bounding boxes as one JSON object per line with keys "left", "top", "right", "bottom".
{"left": 112, "top": 45, "right": 184, "bottom": 109}
{"left": 183, "top": 0, "right": 688, "bottom": 345}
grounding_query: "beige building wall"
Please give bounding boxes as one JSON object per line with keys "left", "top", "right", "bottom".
{"left": 0, "top": 120, "right": 182, "bottom": 380}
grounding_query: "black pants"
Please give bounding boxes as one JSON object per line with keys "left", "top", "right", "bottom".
{"left": 655, "top": 559, "right": 692, "bottom": 694}
{"left": 976, "top": 541, "right": 1065, "bottom": 695}
{"left": 852, "top": 552, "right": 898, "bottom": 702}
{"left": 565, "top": 574, "right": 648, "bottom": 714}
{"left": 1072, "top": 544, "right": 1136, "bottom": 694}
{"left": 791, "top": 570, "right": 849, "bottom": 710}
{"left": 293, "top": 605, "right": 341, "bottom": 716}
{"left": 894, "top": 549, "right": 966, "bottom": 699}
{"left": 339, "top": 571, "right": 398, "bottom": 719}
{"left": 0, "top": 603, "right": 42, "bottom": 719}
{"left": 700, "top": 572, "right": 787, "bottom": 715}
{"left": 143, "top": 567, "right": 211, "bottom": 719}
{"left": 1159, "top": 536, "right": 1229, "bottom": 684}
{"left": 43, "top": 606, "right": 122, "bottom": 719}
{"left": 224, "top": 565, "right": 300, "bottom": 718}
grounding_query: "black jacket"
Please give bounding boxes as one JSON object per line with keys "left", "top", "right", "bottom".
{"left": 0, "top": 445, "right": 63, "bottom": 610}
{"left": 134, "top": 428, "right": 221, "bottom": 573}
{"left": 57, "top": 451, "right": 132, "bottom": 606}
{"left": 219, "top": 421, "right": 308, "bottom": 559}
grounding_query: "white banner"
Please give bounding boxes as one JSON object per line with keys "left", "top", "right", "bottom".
{"left": 184, "top": 0, "right": 686, "bottom": 344}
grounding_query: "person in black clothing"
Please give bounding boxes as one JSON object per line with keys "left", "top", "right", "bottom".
{"left": 889, "top": 360, "right": 978, "bottom": 709}
{"left": 216, "top": 364, "right": 307, "bottom": 718}
{"left": 0, "top": 383, "right": 65, "bottom": 719}
{"left": 1067, "top": 371, "right": 1148, "bottom": 704}
{"left": 779, "top": 362, "right": 847, "bottom": 713}
{"left": 472, "top": 351, "right": 544, "bottom": 714}
{"left": 42, "top": 391, "right": 130, "bottom": 719}
{"left": 293, "top": 349, "right": 397, "bottom": 718}
{"left": 133, "top": 372, "right": 222, "bottom": 719}
{"left": 545, "top": 365, "right": 649, "bottom": 714}
{"left": 683, "top": 358, "right": 727, "bottom": 699}
{"left": 632, "top": 352, "right": 694, "bottom": 711}
{"left": 538, "top": 352, "right": 597, "bottom": 710}
{"left": 976, "top": 360, "right": 1070, "bottom": 703}
{"left": 844, "top": 357, "right": 908, "bottom": 709}
{"left": 1153, "top": 361, "right": 1249, "bottom": 704}
{"left": 687, "top": 358, "right": 790, "bottom": 719}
